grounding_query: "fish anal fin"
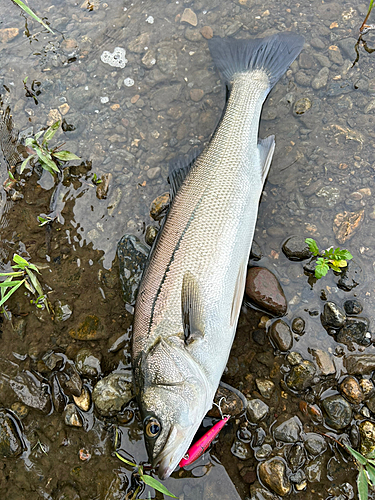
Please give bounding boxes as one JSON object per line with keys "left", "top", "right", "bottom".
{"left": 230, "top": 261, "right": 247, "bottom": 327}
{"left": 258, "top": 135, "right": 275, "bottom": 183}
{"left": 181, "top": 271, "right": 204, "bottom": 345}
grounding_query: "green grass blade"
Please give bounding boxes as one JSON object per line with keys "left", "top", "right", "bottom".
{"left": 13, "top": 254, "right": 30, "bottom": 268}
{"left": 12, "top": 0, "right": 54, "bottom": 34}
{"left": 140, "top": 475, "right": 177, "bottom": 498}
{"left": 34, "top": 146, "right": 60, "bottom": 173}
{"left": 0, "top": 281, "right": 24, "bottom": 287}
{"left": 358, "top": 467, "right": 369, "bottom": 500}
{"left": 114, "top": 452, "right": 137, "bottom": 468}
{"left": 346, "top": 445, "right": 368, "bottom": 465}
{"left": 366, "top": 463, "right": 375, "bottom": 486}
{"left": 20, "top": 155, "right": 34, "bottom": 174}
{"left": 42, "top": 121, "right": 60, "bottom": 145}
{"left": 53, "top": 151, "right": 81, "bottom": 161}
{"left": 0, "top": 279, "right": 25, "bottom": 307}
{"left": 25, "top": 268, "right": 43, "bottom": 296}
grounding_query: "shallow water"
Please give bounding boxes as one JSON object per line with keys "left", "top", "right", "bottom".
{"left": 1, "top": 0, "right": 375, "bottom": 499}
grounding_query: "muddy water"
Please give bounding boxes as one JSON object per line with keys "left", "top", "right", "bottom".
{"left": 1, "top": 0, "right": 375, "bottom": 499}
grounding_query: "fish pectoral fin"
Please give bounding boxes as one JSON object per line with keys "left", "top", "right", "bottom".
{"left": 230, "top": 261, "right": 247, "bottom": 327}
{"left": 258, "top": 135, "right": 275, "bottom": 183}
{"left": 181, "top": 271, "right": 205, "bottom": 345}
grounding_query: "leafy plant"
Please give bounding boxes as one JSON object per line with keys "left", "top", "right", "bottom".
{"left": 114, "top": 429, "right": 177, "bottom": 499}
{"left": 21, "top": 121, "right": 80, "bottom": 176}
{"left": 12, "top": 0, "right": 54, "bottom": 34}
{"left": 345, "top": 445, "right": 375, "bottom": 500}
{"left": 92, "top": 173, "right": 102, "bottom": 185}
{"left": 305, "top": 238, "right": 353, "bottom": 279}
{"left": 360, "top": 0, "right": 375, "bottom": 32}
{"left": 0, "top": 254, "right": 50, "bottom": 313}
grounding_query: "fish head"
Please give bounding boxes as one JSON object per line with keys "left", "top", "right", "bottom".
{"left": 134, "top": 337, "right": 210, "bottom": 479}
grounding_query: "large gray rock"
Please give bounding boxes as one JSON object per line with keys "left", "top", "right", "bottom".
{"left": 322, "top": 395, "right": 352, "bottom": 429}
{"left": 246, "top": 398, "right": 269, "bottom": 423}
{"left": 92, "top": 371, "right": 133, "bottom": 417}
{"left": 273, "top": 416, "right": 302, "bottom": 443}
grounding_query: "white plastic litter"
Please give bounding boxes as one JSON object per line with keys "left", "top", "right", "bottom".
{"left": 100, "top": 47, "right": 128, "bottom": 68}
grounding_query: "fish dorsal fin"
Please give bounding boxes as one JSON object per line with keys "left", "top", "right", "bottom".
{"left": 258, "top": 135, "right": 275, "bottom": 183}
{"left": 181, "top": 271, "right": 204, "bottom": 345}
{"left": 230, "top": 261, "right": 247, "bottom": 327}
{"left": 168, "top": 148, "right": 201, "bottom": 200}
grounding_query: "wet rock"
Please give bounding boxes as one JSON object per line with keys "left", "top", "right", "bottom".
{"left": 255, "top": 444, "right": 273, "bottom": 460}
{"left": 54, "top": 301, "right": 73, "bottom": 322}
{"left": 146, "top": 167, "right": 161, "bottom": 180}
{"left": 190, "top": 89, "right": 204, "bottom": 102}
{"left": 337, "top": 317, "right": 370, "bottom": 346}
{"left": 252, "top": 329, "right": 267, "bottom": 346}
{"left": 304, "top": 433, "right": 327, "bottom": 456}
{"left": 287, "top": 352, "right": 303, "bottom": 366}
{"left": 305, "top": 456, "right": 325, "bottom": 482}
{"left": 60, "top": 359, "right": 83, "bottom": 397}
{"left": 51, "top": 374, "right": 67, "bottom": 413}
{"left": 141, "top": 49, "right": 157, "bottom": 69}
{"left": 340, "top": 376, "right": 364, "bottom": 404}
{"left": 245, "top": 267, "right": 287, "bottom": 317}
{"left": 68, "top": 315, "right": 107, "bottom": 341}
{"left": 250, "top": 484, "right": 278, "bottom": 500}
{"left": 73, "top": 386, "right": 91, "bottom": 412}
{"left": 333, "top": 210, "right": 364, "bottom": 244}
{"left": 150, "top": 192, "right": 170, "bottom": 221}
{"left": 128, "top": 33, "right": 149, "bottom": 53}
{"left": 345, "top": 354, "right": 375, "bottom": 375}
{"left": 117, "top": 234, "right": 149, "bottom": 305}
{"left": 207, "top": 385, "right": 243, "bottom": 418}
{"left": 337, "top": 260, "right": 362, "bottom": 291}
{"left": 246, "top": 398, "right": 269, "bottom": 423}
{"left": 290, "top": 470, "right": 307, "bottom": 490}
{"left": 322, "top": 395, "right": 352, "bottom": 429}
{"left": 181, "top": 8, "right": 198, "bottom": 26}
{"left": 201, "top": 26, "right": 213, "bottom": 39}
{"left": 361, "top": 379, "right": 375, "bottom": 398}
{"left": 255, "top": 378, "right": 275, "bottom": 399}
{"left": 287, "top": 443, "right": 306, "bottom": 471}
{"left": 282, "top": 236, "right": 311, "bottom": 261}
{"left": 0, "top": 411, "right": 23, "bottom": 457}
{"left": 0, "top": 28, "right": 19, "bottom": 43}
{"left": 312, "top": 67, "right": 329, "bottom": 89}
{"left": 293, "top": 97, "right": 312, "bottom": 116}
{"left": 291, "top": 317, "right": 305, "bottom": 335}
{"left": 64, "top": 403, "right": 83, "bottom": 427}
{"left": 231, "top": 439, "right": 252, "bottom": 460}
{"left": 96, "top": 173, "right": 112, "bottom": 199}
{"left": 268, "top": 320, "right": 293, "bottom": 352}
{"left": 337, "top": 37, "right": 357, "bottom": 60}
{"left": 310, "top": 349, "right": 336, "bottom": 376}
{"left": 250, "top": 241, "right": 262, "bottom": 261}
{"left": 42, "top": 351, "right": 64, "bottom": 371}
{"left": 75, "top": 348, "right": 101, "bottom": 378}
{"left": 10, "top": 402, "right": 28, "bottom": 420}
{"left": 286, "top": 360, "right": 316, "bottom": 391}
{"left": 13, "top": 317, "right": 26, "bottom": 339}
{"left": 258, "top": 457, "right": 291, "bottom": 497}
{"left": 273, "top": 416, "right": 302, "bottom": 443}
{"left": 10, "top": 371, "right": 51, "bottom": 414}
{"left": 359, "top": 420, "right": 375, "bottom": 456}
{"left": 145, "top": 225, "right": 158, "bottom": 246}
{"left": 321, "top": 301, "right": 346, "bottom": 328}
{"left": 92, "top": 371, "right": 133, "bottom": 417}
{"left": 299, "top": 401, "right": 323, "bottom": 424}
{"left": 344, "top": 299, "right": 363, "bottom": 315}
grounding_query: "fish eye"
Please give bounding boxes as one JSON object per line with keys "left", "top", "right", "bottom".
{"left": 144, "top": 417, "right": 161, "bottom": 438}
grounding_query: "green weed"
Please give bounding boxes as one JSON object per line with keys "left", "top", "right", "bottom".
{"left": 360, "top": 0, "right": 375, "bottom": 32}
{"left": 305, "top": 238, "right": 353, "bottom": 279}
{"left": 21, "top": 121, "right": 80, "bottom": 176}
{"left": 114, "top": 428, "right": 177, "bottom": 499}
{"left": 0, "top": 254, "right": 50, "bottom": 314}
{"left": 12, "top": 0, "right": 54, "bottom": 34}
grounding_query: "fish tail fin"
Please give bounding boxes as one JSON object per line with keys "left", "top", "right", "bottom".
{"left": 208, "top": 32, "right": 304, "bottom": 91}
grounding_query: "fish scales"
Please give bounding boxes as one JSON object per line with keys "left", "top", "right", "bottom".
{"left": 132, "top": 32, "right": 304, "bottom": 479}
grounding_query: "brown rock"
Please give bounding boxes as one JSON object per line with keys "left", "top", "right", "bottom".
{"left": 340, "top": 376, "right": 364, "bottom": 404}
{"left": 61, "top": 39, "right": 78, "bottom": 50}
{"left": 181, "top": 8, "right": 198, "bottom": 26}
{"left": 150, "top": 192, "right": 170, "bottom": 221}
{"left": 311, "top": 349, "right": 336, "bottom": 375}
{"left": 96, "top": 173, "right": 112, "bottom": 199}
{"left": 258, "top": 458, "right": 291, "bottom": 496}
{"left": 269, "top": 319, "right": 293, "bottom": 352}
{"left": 333, "top": 210, "right": 364, "bottom": 244}
{"left": 58, "top": 103, "right": 70, "bottom": 115}
{"left": 47, "top": 109, "right": 62, "bottom": 126}
{"left": 245, "top": 267, "right": 287, "bottom": 316}
{"left": 68, "top": 315, "right": 107, "bottom": 340}
{"left": 201, "top": 26, "right": 213, "bottom": 39}
{"left": 190, "top": 89, "right": 204, "bottom": 102}
{"left": 0, "top": 28, "right": 19, "bottom": 43}
{"left": 207, "top": 385, "right": 244, "bottom": 418}
{"left": 359, "top": 421, "right": 375, "bottom": 456}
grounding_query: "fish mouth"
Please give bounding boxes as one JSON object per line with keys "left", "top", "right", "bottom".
{"left": 153, "top": 423, "right": 201, "bottom": 480}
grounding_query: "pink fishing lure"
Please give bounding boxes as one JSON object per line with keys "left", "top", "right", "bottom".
{"left": 179, "top": 416, "right": 230, "bottom": 467}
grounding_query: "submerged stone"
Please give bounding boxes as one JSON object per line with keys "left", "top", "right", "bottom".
{"left": 286, "top": 360, "right": 316, "bottom": 391}
{"left": 344, "top": 354, "right": 375, "bottom": 375}
{"left": 337, "top": 260, "right": 362, "bottom": 291}
{"left": 246, "top": 398, "right": 269, "bottom": 423}
{"left": 360, "top": 420, "right": 375, "bottom": 456}
{"left": 344, "top": 299, "right": 363, "bottom": 315}
{"left": 282, "top": 236, "right": 312, "bottom": 261}
{"left": 258, "top": 457, "right": 291, "bottom": 497}
{"left": 322, "top": 395, "right": 352, "bottom": 429}
{"left": 245, "top": 267, "right": 287, "bottom": 316}
{"left": 68, "top": 315, "right": 107, "bottom": 341}
{"left": 269, "top": 320, "right": 293, "bottom": 352}
{"left": 273, "top": 417, "right": 302, "bottom": 443}
{"left": 92, "top": 371, "right": 133, "bottom": 417}
{"left": 337, "top": 317, "right": 370, "bottom": 347}
{"left": 340, "top": 376, "right": 364, "bottom": 405}
{"left": 321, "top": 301, "right": 346, "bottom": 328}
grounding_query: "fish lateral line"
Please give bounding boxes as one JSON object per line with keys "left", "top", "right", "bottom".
{"left": 179, "top": 415, "right": 230, "bottom": 467}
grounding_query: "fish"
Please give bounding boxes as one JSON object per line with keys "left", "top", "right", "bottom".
{"left": 132, "top": 32, "right": 304, "bottom": 480}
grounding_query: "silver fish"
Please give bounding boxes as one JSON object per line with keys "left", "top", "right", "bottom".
{"left": 132, "top": 32, "right": 304, "bottom": 479}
